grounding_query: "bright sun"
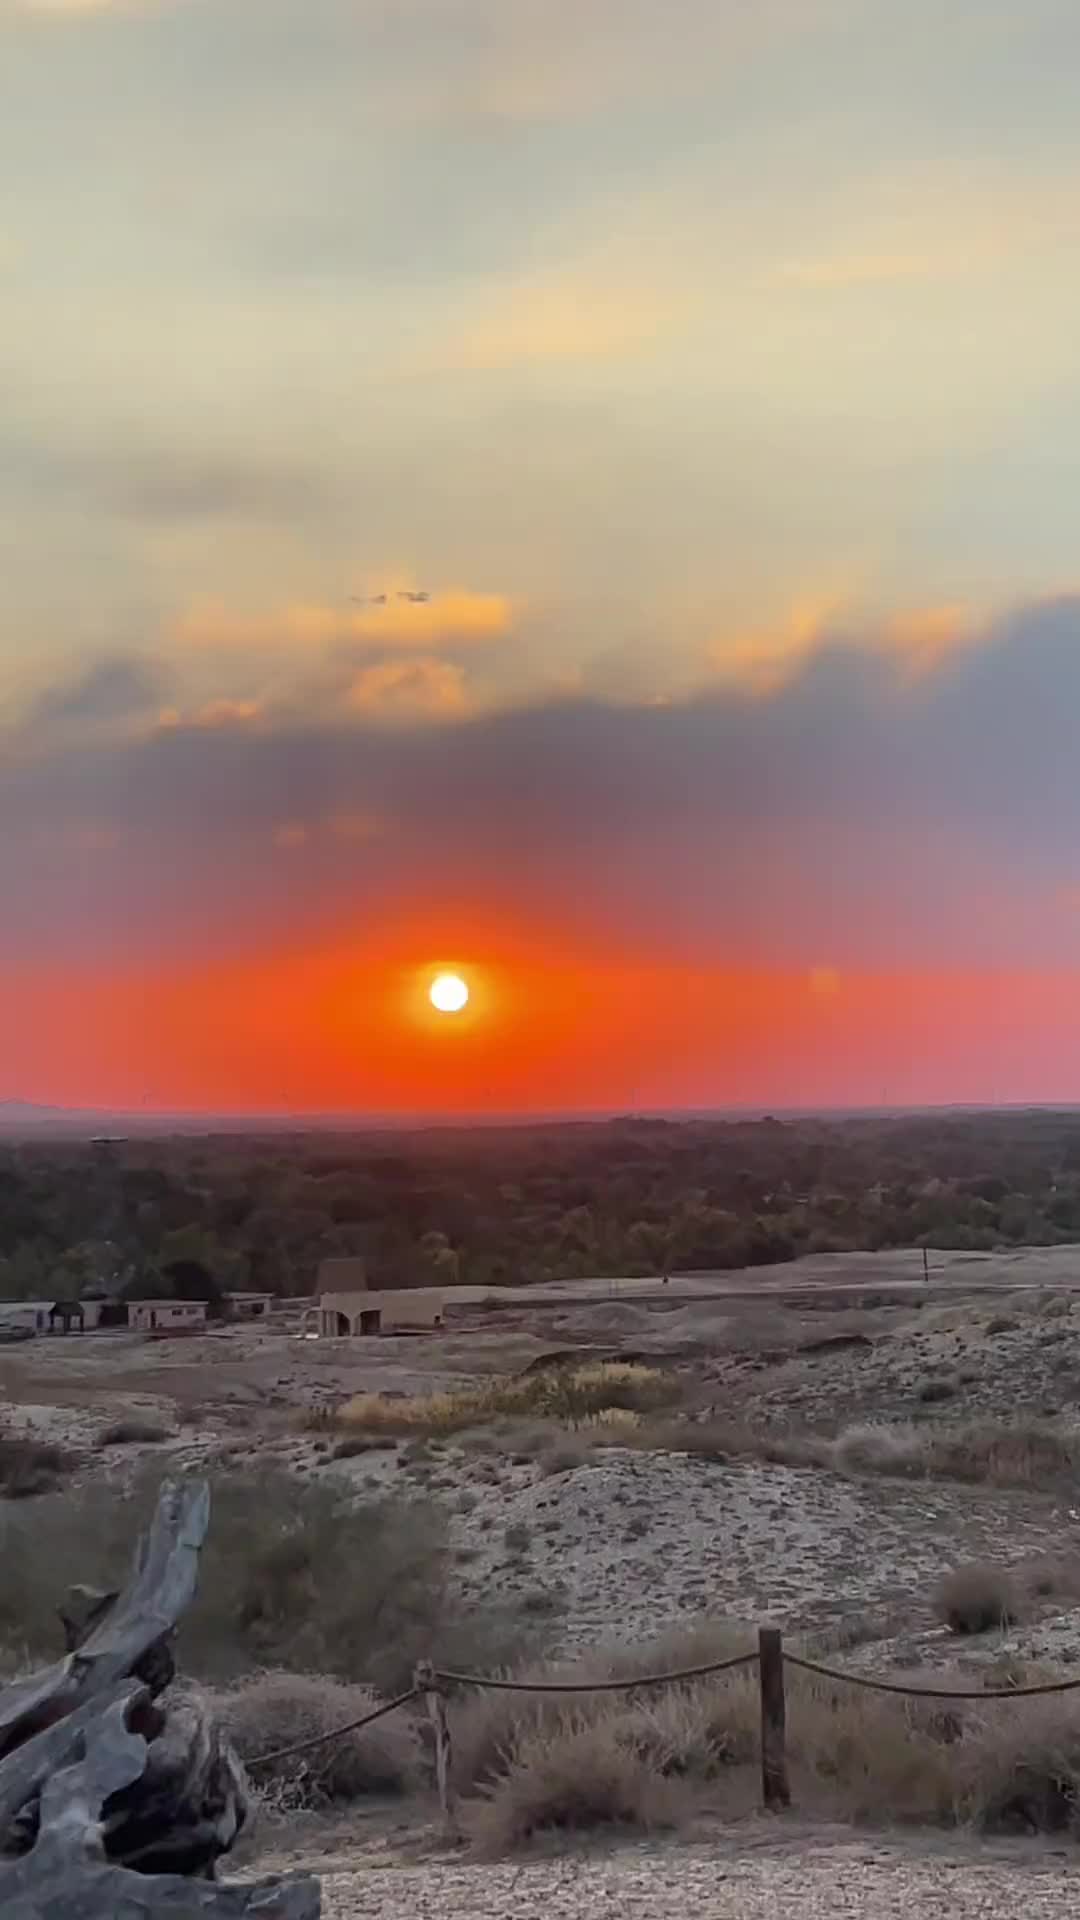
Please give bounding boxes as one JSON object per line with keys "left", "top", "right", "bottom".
{"left": 430, "top": 972, "right": 470, "bottom": 1015}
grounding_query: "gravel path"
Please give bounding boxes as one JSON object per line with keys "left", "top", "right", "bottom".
{"left": 318, "top": 1836, "right": 1079, "bottom": 1919}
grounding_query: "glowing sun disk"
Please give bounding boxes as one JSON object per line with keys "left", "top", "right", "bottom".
{"left": 430, "top": 972, "right": 469, "bottom": 1014}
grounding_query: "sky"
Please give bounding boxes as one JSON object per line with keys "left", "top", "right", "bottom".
{"left": 4, "top": 0, "right": 1080, "bottom": 1113}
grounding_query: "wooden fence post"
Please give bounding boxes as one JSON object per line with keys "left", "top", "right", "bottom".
{"left": 415, "top": 1662, "right": 457, "bottom": 1841}
{"left": 758, "top": 1627, "right": 790, "bottom": 1811}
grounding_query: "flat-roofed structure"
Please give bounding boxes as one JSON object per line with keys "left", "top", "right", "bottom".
{"left": 315, "top": 1258, "right": 443, "bottom": 1336}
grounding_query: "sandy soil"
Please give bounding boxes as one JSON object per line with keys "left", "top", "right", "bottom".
{"left": 4, "top": 1255, "right": 1080, "bottom": 1656}
{"left": 9, "top": 1246, "right": 1080, "bottom": 1908}
{"left": 251, "top": 1826, "right": 1080, "bottom": 1920}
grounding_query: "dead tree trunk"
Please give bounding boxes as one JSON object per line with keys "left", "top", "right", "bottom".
{"left": 0, "top": 1480, "right": 320, "bottom": 1918}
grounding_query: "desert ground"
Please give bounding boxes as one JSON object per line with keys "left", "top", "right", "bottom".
{"left": 6, "top": 1244, "right": 1080, "bottom": 1912}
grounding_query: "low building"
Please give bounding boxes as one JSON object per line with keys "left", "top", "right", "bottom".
{"left": 314, "top": 1255, "right": 444, "bottom": 1337}
{"left": 0, "top": 1301, "right": 52, "bottom": 1337}
{"left": 316, "top": 1287, "right": 445, "bottom": 1337}
{"left": 48, "top": 1300, "right": 84, "bottom": 1334}
{"left": 79, "top": 1296, "right": 129, "bottom": 1331}
{"left": 225, "top": 1291, "right": 274, "bottom": 1321}
{"left": 128, "top": 1299, "right": 208, "bottom": 1333}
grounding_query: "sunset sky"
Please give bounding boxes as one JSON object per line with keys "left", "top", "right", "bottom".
{"left": 5, "top": 0, "right": 1080, "bottom": 1113}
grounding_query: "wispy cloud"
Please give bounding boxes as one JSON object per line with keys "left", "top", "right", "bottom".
{"left": 346, "top": 655, "right": 474, "bottom": 721}
{"left": 709, "top": 595, "right": 979, "bottom": 696}
{"left": 173, "top": 588, "right": 514, "bottom": 655}
{"left": 156, "top": 698, "right": 265, "bottom": 733}
{"left": 7, "top": 592, "right": 1080, "bottom": 977}
{"left": 10, "top": 0, "right": 144, "bottom": 13}
{"left": 775, "top": 253, "right": 936, "bottom": 288}
{"left": 407, "top": 274, "right": 681, "bottom": 373}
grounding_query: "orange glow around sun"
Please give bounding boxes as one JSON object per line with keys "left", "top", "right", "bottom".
{"left": 9, "top": 894, "right": 1080, "bottom": 1114}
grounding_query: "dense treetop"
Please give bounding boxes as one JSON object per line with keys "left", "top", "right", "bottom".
{"left": 3, "top": 1111, "right": 1080, "bottom": 1303}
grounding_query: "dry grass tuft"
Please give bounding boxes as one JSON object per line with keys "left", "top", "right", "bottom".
{"left": 340, "top": 1363, "right": 680, "bottom": 1439}
{"left": 631, "top": 1411, "right": 1080, "bottom": 1492}
{"left": 449, "top": 1612, "right": 1080, "bottom": 1854}
{"left": 217, "top": 1670, "right": 423, "bottom": 1811}
{"left": 789, "top": 1672, "right": 962, "bottom": 1827}
{"left": 830, "top": 1418, "right": 1080, "bottom": 1488}
{"left": 935, "top": 1564, "right": 1019, "bottom": 1636}
{"left": 954, "top": 1702, "right": 1080, "bottom": 1833}
{"left": 449, "top": 1620, "right": 755, "bottom": 1803}
{"left": 0, "top": 1434, "right": 74, "bottom": 1500}
{"left": 464, "top": 1713, "right": 684, "bottom": 1854}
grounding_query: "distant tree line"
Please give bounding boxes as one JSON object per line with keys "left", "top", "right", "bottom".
{"left": 4, "top": 1110, "right": 1080, "bottom": 1304}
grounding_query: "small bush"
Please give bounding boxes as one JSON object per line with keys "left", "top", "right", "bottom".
{"left": 936, "top": 1564, "right": 1018, "bottom": 1636}
{"left": 465, "top": 1714, "right": 683, "bottom": 1853}
{"left": 790, "top": 1672, "right": 961, "bottom": 1827}
{"left": 218, "top": 1671, "right": 422, "bottom": 1810}
{"left": 539, "top": 1436, "right": 592, "bottom": 1477}
{"left": 1024, "top": 1553, "right": 1080, "bottom": 1603}
{"left": 97, "top": 1420, "right": 172, "bottom": 1447}
{"left": 450, "top": 1620, "right": 753, "bottom": 1798}
{"left": 622, "top": 1677, "right": 758, "bottom": 1778}
{"left": 0, "top": 1435, "right": 73, "bottom": 1500}
{"left": 520, "top": 1588, "right": 563, "bottom": 1617}
{"left": 831, "top": 1418, "right": 1080, "bottom": 1488}
{"left": 956, "top": 1702, "right": 1080, "bottom": 1833}
{"left": 330, "top": 1434, "right": 396, "bottom": 1460}
{"left": 0, "top": 1469, "right": 536, "bottom": 1689}
{"left": 917, "top": 1377, "right": 957, "bottom": 1405}
{"left": 985, "top": 1316, "right": 1019, "bottom": 1337}
{"left": 504, "top": 1523, "right": 531, "bottom": 1554}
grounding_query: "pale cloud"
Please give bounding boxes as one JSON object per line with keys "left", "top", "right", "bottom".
{"left": 413, "top": 277, "right": 680, "bottom": 373}
{"left": 709, "top": 591, "right": 854, "bottom": 697}
{"left": 173, "top": 588, "right": 513, "bottom": 655}
{"left": 880, "top": 605, "right": 979, "bottom": 682}
{"left": 709, "top": 595, "right": 979, "bottom": 696}
{"left": 769, "top": 171, "right": 1080, "bottom": 295}
{"left": 776, "top": 254, "right": 936, "bottom": 288}
{"left": 346, "top": 656, "right": 473, "bottom": 722}
{"left": 155, "top": 699, "right": 263, "bottom": 733}
{"left": 10, "top": 0, "right": 143, "bottom": 12}
{"left": 196, "top": 698, "right": 264, "bottom": 730}
{"left": 380, "top": 0, "right": 845, "bottom": 128}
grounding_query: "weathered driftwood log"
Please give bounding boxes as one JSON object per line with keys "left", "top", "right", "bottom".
{"left": 0, "top": 1480, "right": 320, "bottom": 1917}
{"left": 3, "top": 1694, "right": 319, "bottom": 1919}
{"left": 0, "top": 1479, "right": 209, "bottom": 1758}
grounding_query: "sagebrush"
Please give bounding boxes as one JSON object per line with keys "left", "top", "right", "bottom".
{"left": 0, "top": 1468, "right": 537, "bottom": 1690}
{"left": 216, "top": 1671, "right": 423, "bottom": 1811}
